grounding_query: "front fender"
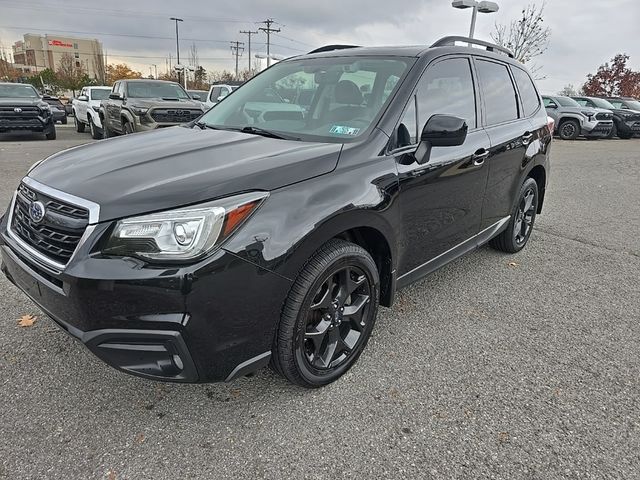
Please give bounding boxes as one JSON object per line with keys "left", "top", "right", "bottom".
{"left": 87, "top": 108, "right": 102, "bottom": 128}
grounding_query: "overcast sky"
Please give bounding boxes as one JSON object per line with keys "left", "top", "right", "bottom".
{"left": 1, "top": 0, "right": 639, "bottom": 93}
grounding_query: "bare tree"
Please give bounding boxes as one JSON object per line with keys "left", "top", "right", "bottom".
{"left": 557, "top": 84, "right": 577, "bottom": 97}
{"left": 188, "top": 42, "right": 199, "bottom": 68}
{"left": 491, "top": 2, "right": 551, "bottom": 78}
{"left": 91, "top": 44, "right": 106, "bottom": 85}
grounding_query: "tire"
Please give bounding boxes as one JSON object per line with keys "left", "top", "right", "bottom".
{"left": 558, "top": 119, "right": 580, "bottom": 140}
{"left": 61, "top": 116, "right": 68, "bottom": 125}
{"left": 45, "top": 128, "right": 56, "bottom": 140}
{"left": 74, "top": 115, "right": 85, "bottom": 133}
{"left": 489, "top": 177, "right": 539, "bottom": 254}
{"left": 619, "top": 132, "right": 633, "bottom": 140}
{"left": 89, "top": 116, "right": 101, "bottom": 140}
{"left": 103, "top": 118, "right": 114, "bottom": 138}
{"left": 123, "top": 121, "right": 134, "bottom": 135}
{"left": 272, "top": 239, "right": 380, "bottom": 388}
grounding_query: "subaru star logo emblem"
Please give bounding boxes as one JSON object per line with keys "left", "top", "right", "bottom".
{"left": 29, "top": 201, "right": 46, "bottom": 224}
{"left": 14, "top": 107, "right": 22, "bottom": 113}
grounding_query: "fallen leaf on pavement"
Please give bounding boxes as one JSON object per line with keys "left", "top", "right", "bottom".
{"left": 17, "top": 315, "right": 37, "bottom": 327}
{"left": 508, "top": 262, "right": 519, "bottom": 267}
{"left": 134, "top": 432, "right": 145, "bottom": 444}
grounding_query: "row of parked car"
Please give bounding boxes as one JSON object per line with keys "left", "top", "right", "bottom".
{"left": 0, "top": 79, "right": 239, "bottom": 141}
{"left": 543, "top": 94, "right": 640, "bottom": 140}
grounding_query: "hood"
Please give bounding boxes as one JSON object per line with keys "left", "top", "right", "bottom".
{"left": 546, "top": 105, "right": 596, "bottom": 116}
{"left": 29, "top": 126, "right": 342, "bottom": 222}
{"left": 0, "top": 98, "right": 42, "bottom": 107}
{"left": 126, "top": 98, "right": 203, "bottom": 110}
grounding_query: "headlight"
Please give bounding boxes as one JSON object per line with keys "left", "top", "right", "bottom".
{"left": 581, "top": 111, "right": 594, "bottom": 120}
{"left": 38, "top": 102, "right": 50, "bottom": 111}
{"left": 130, "top": 105, "right": 148, "bottom": 116}
{"left": 103, "top": 192, "right": 268, "bottom": 261}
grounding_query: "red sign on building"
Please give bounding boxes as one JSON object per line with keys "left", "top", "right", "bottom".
{"left": 48, "top": 39, "right": 73, "bottom": 48}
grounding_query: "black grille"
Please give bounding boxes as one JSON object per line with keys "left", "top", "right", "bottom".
{"left": 596, "top": 112, "right": 612, "bottom": 120}
{"left": 11, "top": 183, "right": 89, "bottom": 265}
{"left": 150, "top": 109, "right": 201, "bottom": 124}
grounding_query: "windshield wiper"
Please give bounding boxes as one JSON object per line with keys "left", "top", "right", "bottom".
{"left": 194, "top": 121, "right": 222, "bottom": 130}
{"left": 236, "top": 126, "right": 299, "bottom": 141}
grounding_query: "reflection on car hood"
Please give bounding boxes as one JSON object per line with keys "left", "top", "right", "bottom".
{"left": 0, "top": 98, "right": 42, "bottom": 107}
{"left": 29, "top": 126, "right": 342, "bottom": 222}
{"left": 124, "top": 98, "right": 203, "bottom": 109}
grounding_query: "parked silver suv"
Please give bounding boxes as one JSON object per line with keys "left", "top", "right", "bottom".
{"left": 542, "top": 95, "right": 613, "bottom": 140}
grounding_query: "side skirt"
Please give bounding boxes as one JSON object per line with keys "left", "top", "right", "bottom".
{"left": 396, "top": 216, "right": 510, "bottom": 290}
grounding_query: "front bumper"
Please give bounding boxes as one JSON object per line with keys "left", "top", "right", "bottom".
{"left": 0, "top": 114, "right": 54, "bottom": 133}
{"left": 582, "top": 120, "right": 613, "bottom": 138}
{"left": 0, "top": 211, "right": 291, "bottom": 383}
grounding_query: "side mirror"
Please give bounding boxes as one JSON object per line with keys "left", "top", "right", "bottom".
{"left": 191, "top": 94, "right": 200, "bottom": 100}
{"left": 414, "top": 115, "right": 467, "bottom": 164}
{"left": 547, "top": 102, "right": 558, "bottom": 109}
{"left": 217, "top": 95, "right": 226, "bottom": 101}
{"left": 77, "top": 95, "right": 88, "bottom": 102}
{"left": 109, "top": 92, "right": 123, "bottom": 100}
{"left": 421, "top": 114, "right": 468, "bottom": 147}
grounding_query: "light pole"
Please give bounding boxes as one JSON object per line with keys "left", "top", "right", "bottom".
{"left": 170, "top": 17, "right": 183, "bottom": 82}
{"left": 451, "top": 1, "right": 499, "bottom": 38}
{"left": 151, "top": 64, "right": 157, "bottom": 79}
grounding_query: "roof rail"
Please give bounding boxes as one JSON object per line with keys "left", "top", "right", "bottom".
{"left": 430, "top": 36, "right": 514, "bottom": 58}
{"left": 308, "top": 44, "right": 360, "bottom": 54}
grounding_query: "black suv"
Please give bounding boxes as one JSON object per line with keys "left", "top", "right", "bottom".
{"left": 604, "top": 97, "right": 640, "bottom": 137}
{"left": 0, "top": 37, "right": 551, "bottom": 387}
{"left": 0, "top": 83, "right": 56, "bottom": 140}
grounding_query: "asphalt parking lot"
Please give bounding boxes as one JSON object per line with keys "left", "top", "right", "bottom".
{"left": 0, "top": 125, "right": 639, "bottom": 479}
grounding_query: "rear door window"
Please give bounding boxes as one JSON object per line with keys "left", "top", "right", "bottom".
{"left": 511, "top": 66, "right": 540, "bottom": 117}
{"left": 475, "top": 59, "right": 519, "bottom": 125}
{"left": 416, "top": 57, "right": 477, "bottom": 129}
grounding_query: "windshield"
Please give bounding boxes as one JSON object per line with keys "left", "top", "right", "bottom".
{"left": 0, "top": 84, "right": 39, "bottom": 98}
{"left": 126, "top": 81, "right": 190, "bottom": 99}
{"left": 91, "top": 89, "right": 111, "bottom": 100}
{"left": 589, "top": 98, "right": 616, "bottom": 109}
{"left": 198, "top": 56, "right": 413, "bottom": 143}
{"left": 623, "top": 100, "right": 640, "bottom": 110}
{"left": 556, "top": 96, "right": 580, "bottom": 107}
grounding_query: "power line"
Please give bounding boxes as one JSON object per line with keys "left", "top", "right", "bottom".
{"left": 230, "top": 41, "right": 244, "bottom": 80}
{"left": 0, "top": 25, "right": 307, "bottom": 52}
{"left": 258, "top": 19, "right": 281, "bottom": 67}
{"left": 239, "top": 30, "right": 258, "bottom": 72}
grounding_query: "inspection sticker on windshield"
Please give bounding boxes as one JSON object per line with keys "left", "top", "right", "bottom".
{"left": 330, "top": 125, "right": 360, "bottom": 136}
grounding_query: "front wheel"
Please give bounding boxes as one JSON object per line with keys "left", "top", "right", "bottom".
{"left": 558, "top": 119, "right": 580, "bottom": 140}
{"left": 489, "top": 177, "right": 538, "bottom": 253}
{"left": 89, "top": 117, "right": 101, "bottom": 140}
{"left": 74, "top": 115, "right": 85, "bottom": 132}
{"left": 272, "top": 239, "right": 380, "bottom": 388}
{"left": 61, "top": 116, "right": 68, "bottom": 125}
{"left": 45, "top": 127, "right": 56, "bottom": 140}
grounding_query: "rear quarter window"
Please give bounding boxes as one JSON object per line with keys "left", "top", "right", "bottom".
{"left": 475, "top": 59, "right": 519, "bottom": 125}
{"left": 511, "top": 66, "right": 540, "bottom": 117}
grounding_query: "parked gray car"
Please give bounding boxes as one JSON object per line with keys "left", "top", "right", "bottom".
{"left": 542, "top": 95, "right": 613, "bottom": 140}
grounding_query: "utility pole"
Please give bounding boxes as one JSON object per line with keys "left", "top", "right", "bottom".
{"left": 239, "top": 30, "right": 258, "bottom": 74}
{"left": 258, "top": 19, "right": 281, "bottom": 67}
{"left": 170, "top": 17, "right": 183, "bottom": 82}
{"left": 230, "top": 41, "right": 245, "bottom": 80}
{"left": 151, "top": 64, "right": 157, "bottom": 79}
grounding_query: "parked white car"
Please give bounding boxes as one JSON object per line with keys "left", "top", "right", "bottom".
{"left": 72, "top": 86, "right": 112, "bottom": 139}
{"left": 204, "top": 84, "right": 238, "bottom": 109}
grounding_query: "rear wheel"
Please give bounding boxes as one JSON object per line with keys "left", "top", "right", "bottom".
{"left": 272, "top": 239, "right": 380, "bottom": 388}
{"left": 558, "top": 119, "right": 580, "bottom": 140}
{"left": 490, "top": 177, "right": 538, "bottom": 254}
{"left": 123, "top": 121, "right": 134, "bottom": 135}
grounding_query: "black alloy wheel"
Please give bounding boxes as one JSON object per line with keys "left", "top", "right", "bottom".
{"left": 272, "top": 239, "right": 380, "bottom": 388}
{"left": 559, "top": 120, "right": 579, "bottom": 140}
{"left": 513, "top": 185, "right": 537, "bottom": 247}
{"left": 489, "top": 177, "right": 539, "bottom": 253}
{"left": 302, "top": 265, "right": 372, "bottom": 370}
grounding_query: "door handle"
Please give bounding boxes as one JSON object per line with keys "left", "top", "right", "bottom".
{"left": 522, "top": 132, "right": 534, "bottom": 145}
{"left": 472, "top": 149, "right": 489, "bottom": 166}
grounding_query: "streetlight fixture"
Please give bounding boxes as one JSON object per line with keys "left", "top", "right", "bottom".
{"left": 451, "top": 0, "right": 499, "bottom": 39}
{"left": 169, "top": 17, "right": 183, "bottom": 82}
